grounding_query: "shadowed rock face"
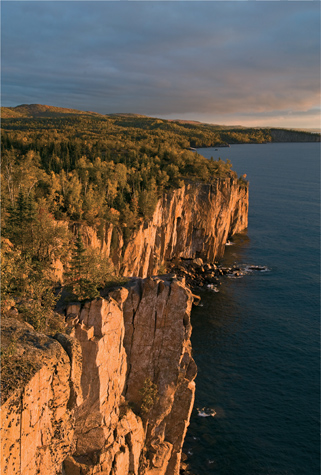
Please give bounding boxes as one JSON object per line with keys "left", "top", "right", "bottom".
{"left": 1, "top": 278, "right": 196, "bottom": 475}
{"left": 71, "top": 179, "right": 248, "bottom": 278}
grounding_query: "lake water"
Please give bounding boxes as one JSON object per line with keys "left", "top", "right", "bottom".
{"left": 183, "top": 143, "right": 320, "bottom": 475}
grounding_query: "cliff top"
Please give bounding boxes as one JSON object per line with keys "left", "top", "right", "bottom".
{"left": 1, "top": 318, "right": 65, "bottom": 403}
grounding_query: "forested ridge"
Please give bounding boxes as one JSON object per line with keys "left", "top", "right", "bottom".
{"left": 2, "top": 113, "right": 252, "bottom": 227}
{"left": 1, "top": 106, "right": 317, "bottom": 334}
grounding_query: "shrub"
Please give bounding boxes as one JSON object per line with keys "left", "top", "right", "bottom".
{"left": 139, "top": 378, "right": 158, "bottom": 414}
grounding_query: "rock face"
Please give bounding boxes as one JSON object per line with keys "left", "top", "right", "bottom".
{"left": 72, "top": 179, "right": 248, "bottom": 277}
{"left": 1, "top": 278, "right": 196, "bottom": 475}
{"left": 123, "top": 278, "right": 196, "bottom": 475}
{"left": 1, "top": 179, "right": 249, "bottom": 474}
{"left": 1, "top": 318, "right": 75, "bottom": 475}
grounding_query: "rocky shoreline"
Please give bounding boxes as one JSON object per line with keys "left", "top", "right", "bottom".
{"left": 171, "top": 253, "right": 269, "bottom": 475}
{"left": 166, "top": 255, "right": 268, "bottom": 295}
{"left": 1, "top": 176, "right": 249, "bottom": 475}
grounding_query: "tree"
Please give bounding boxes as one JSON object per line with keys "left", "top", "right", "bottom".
{"left": 69, "top": 233, "right": 87, "bottom": 281}
{"left": 1, "top": 149, "right": 16, "bottom": 206}
{"left": 5, "top": 191, "right": 37, "bottom": 254}
{"left": 31, "top": 200, "right": 71, "bottom": 264}
{"left": 138, "top": 177, "right": 158, "bottom": 219}
{"left": 63, "top": 232, "right": 117, "bottom": 301}
{"left": 15, "top": 150, "right": 47, "bottom": 198}
{"left": 0, "top": 237, "right": 62, "bottom": 333}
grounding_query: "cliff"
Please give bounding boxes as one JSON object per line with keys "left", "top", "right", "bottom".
{"left": 70, "top": 178, "right": 248, "bottom": 278}
{"left": 1, "top": 277, "right": 196, "bottom": 475}
{"left": 1, "top": 178, "right": 248, "bottom": 474}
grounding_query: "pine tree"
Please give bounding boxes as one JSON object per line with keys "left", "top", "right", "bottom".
{"left": 5, "top": 191, "right": 37, "bottom": 254}
{"left": 64, "top": 233, "right": 100, "bottom": 301}
{"left": 70, "top": 233, "right": 86, "bottom": 280}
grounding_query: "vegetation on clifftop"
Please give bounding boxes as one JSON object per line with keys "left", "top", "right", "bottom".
{"left": 1, "top": 114, "right": 244, "bottom": 226}
{"left": 1, "top": 107, "right": 251, "bottom": 331}
{"left": 3, "top": 106, "right": 318, "bottom": 345}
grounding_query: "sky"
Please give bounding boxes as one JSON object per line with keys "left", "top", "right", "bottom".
{"left": 1, "top": 1, "right": 320, "bottom": 128}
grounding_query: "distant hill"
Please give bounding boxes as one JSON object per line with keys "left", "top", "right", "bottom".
{"left": 168, "top": 120, "right": 248, "bottom": 129}
{"left": 1, "top": 104, "right": 105, "bottom": 119}
{"left": 168, "top": 119, "right": 203, "bottom": 125}
{"left": 1, "top": 104, "right": 320, "bottom": 143}
{"left": 106, "top": 113, "right": 149, "bottom": 119}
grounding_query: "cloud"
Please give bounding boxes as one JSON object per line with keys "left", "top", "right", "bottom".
{"left": 1, "top": 1, "right": 320, "bottom": 127}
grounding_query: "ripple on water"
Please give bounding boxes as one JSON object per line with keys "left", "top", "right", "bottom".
{"left": 184, "top": 143, "right": 320, "bottom": 475}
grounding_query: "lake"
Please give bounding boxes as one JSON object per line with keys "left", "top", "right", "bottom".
{"left": 183, "top": 143, "right": 320, "bottom": 475}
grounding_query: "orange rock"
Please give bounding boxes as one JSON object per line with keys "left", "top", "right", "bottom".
{"left": 1, "top": 319, "right": 74, "bottom": 475}
{"left": 68, "top": 179, "right": 248, "bottom": 279}
{"left": 1, "top": 279, "right": 203, "bottom": 475}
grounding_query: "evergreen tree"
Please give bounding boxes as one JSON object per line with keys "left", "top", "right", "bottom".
{"left": 5, "top": 191, "right": 37, "bottom": 254}
{"left": 69, "top": 233, "right": 86, "bottom": 280}
{"left": 64, "top": 233, "right": 99, "bottom": 301}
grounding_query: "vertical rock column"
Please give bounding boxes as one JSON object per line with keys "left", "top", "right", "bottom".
{"left": 1, "top": 278, "right": 197, "bottom": 475}
{"left": 123, "top": 277, "right": 197, "bottom": 475}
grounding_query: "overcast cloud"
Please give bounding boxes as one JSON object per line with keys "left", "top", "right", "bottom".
{"left": 1, "top": 1, "right": 320, "bottom": 127}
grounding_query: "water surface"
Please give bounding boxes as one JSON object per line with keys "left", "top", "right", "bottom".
{"left": 184, "top": 143, "right": 320, "bottom": 475}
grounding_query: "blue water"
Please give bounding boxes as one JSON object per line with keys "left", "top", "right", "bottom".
{"left": 184, "top": 143, "right": 320, "bottom": 475}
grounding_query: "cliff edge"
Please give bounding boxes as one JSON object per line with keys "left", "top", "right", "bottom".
{"left": 1, "top": 177, "right": 248, "bottom": 474}
{"left": 1, "top": 278, "right": 196, "bottom": 475}
{"left": 71, "top": 178, "right": 248, "bottom": 278}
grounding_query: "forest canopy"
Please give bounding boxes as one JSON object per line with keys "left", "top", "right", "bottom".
{"left": 1, "top": 107, "right": 319, "bottom": 344}
{"left": 1, "top": 113, "right": 254, "bottom": 228}
{"left": 0, "top": 110, "right": 253, "bottom": 329}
